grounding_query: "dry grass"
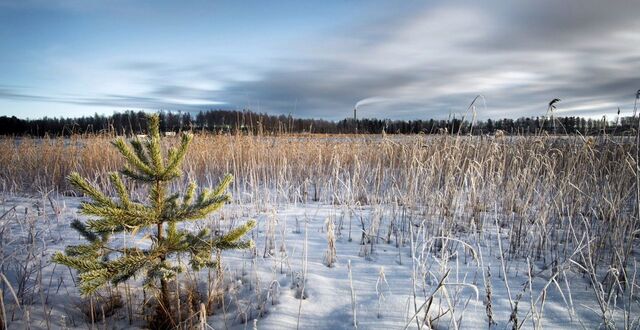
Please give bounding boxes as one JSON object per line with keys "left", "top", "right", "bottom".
{"left": 2, "top": 132, "right": 637, "bottom": 243}
{"left": 0, "top": 132, "right": 638, "bottom": 327}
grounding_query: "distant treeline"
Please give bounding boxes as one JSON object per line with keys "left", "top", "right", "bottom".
{"left": 0, "top": 109, "right": 637, "bottom": 136}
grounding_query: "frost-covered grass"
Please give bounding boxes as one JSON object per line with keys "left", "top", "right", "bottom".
{"left": 0, "top": 133, "right": 638, "bottom": 329}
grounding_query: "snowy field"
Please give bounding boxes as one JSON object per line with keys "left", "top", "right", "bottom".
{"left": 1, "top": 193, "right": 638, "bottom": 329}
{"left": 1, "top": 133, "right": 638, "bottom": 329}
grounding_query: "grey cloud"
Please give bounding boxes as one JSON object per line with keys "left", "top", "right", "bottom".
{"left": 0, "top": 88, "right": 49, "bottom": 102}
{"left": 210, "top": 1, "right": 640, "bottom": 119}
{"left": 4, "top": 1, "right": 639, "bottom": 120}
{"left": 459, "top": 0, "right": 640, "bottom": 50}
{"left": 0, "top": 87, "right": 224, "bottom": 114}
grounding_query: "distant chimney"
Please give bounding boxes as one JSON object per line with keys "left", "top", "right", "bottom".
{"left": 353, "top": 108, "right": 358, "bottom": 134}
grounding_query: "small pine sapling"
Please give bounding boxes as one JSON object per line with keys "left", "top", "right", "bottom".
{"left": 52, "top": 114, "right": 255, "bottom": 328}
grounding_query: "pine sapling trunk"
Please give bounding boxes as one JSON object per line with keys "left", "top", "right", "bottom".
{"left": 157, "top": 221, "right": 172, "bottom": 323}
{"left": 154, "top": 178, "right": 172, "bottom": 327}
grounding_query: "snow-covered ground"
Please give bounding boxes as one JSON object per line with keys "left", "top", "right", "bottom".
{"left": 0, "top": 194, "right": 638, "bottom": 329}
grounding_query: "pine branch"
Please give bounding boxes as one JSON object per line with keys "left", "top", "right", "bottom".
{"left": 121, "top": 166, "right": 154, "bottom": 182}
{"left": 146, "top": 115, "right": 164, "bottom": 172}
{"left": 108, "top": 254, "right": 150, "bottom": 285}
{"left": 162, "top": 133, "right": 193, "bottom": 180}
{"left": 130, "top": 138, "right": 150, "bottom": 166}
{"left": 210, "top": 174, "right": 233, "bottom": 198}
{"left": 194, "top": 188, "right": 210, "bottom": 206}
{"left": 218, "top": 219, "right": 256, "bottom": 244}
{"left": 65, "top": 243, "right": 101, "bottom": 258}
{"left": 70, "top": 219, "right": 98, "bottom": 242}
{"left": 52, "top": 252, "right": 102, "bottom": 272}
{"left": 109, "top": 172, "right": 131, "bottom": 207}
{"left": 195, "top": 220, "right": 257, "bottom": 253}
{"left": 68, "top": 172, "right": 117, "bottom": 208}
{"left": 177, "top": 194, "right": 231, "bottom": 221}
{"left": 112, "top": 138, "right": 155, "bottom": 178}
{"left": 165, "top": 192, "right": 180, "bottom": 211}
{"left": 78, "top": 268, "right": 111, "bottom": 295}
{"left": 165, "top": 221, "right": 186, "bottom": 250}
{"left": 183, "top": 181, "right": 197, "bottom": 206}
{"left": 80, "top": 202, "right": 153, "bottom": 233}
{"left": 213, "top": 239, "right": 254, "bottom": 250}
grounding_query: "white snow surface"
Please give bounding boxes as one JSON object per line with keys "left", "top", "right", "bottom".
{"left": 0, "top": 194, "right": 638, "bottom": 329}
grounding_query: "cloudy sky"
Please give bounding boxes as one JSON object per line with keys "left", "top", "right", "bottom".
{"left": 1, "top": 0, "right": 639, "bottom": 120}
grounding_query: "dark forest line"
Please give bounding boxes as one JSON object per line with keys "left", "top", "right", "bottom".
{"left": 0, "top": 109, "right": 637, "bottom": 136}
